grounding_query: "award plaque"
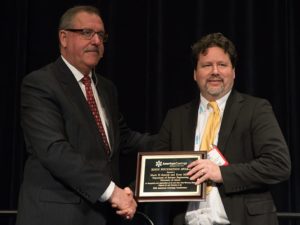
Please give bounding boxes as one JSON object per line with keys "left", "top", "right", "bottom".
{"left": 135, "top": 151, "right": 207, "bottom": 202}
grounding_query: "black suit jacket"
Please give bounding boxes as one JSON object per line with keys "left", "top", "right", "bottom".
{"left": 155, "top": 90, "right": 291, "bottom": 225}
{"left": 16, "top": 57, "right": 150, "bottom": 225}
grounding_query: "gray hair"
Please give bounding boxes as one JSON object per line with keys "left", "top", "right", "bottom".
{"left": 58, "top": 5, "right": 101, "bottom": 30}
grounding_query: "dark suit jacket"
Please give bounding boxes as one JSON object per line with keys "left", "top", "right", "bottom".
{"left": 155, "top": 90, "right": 291, "bottom": 225}
{"left": 16, "top": 57, "right": 150, "bottom": 225}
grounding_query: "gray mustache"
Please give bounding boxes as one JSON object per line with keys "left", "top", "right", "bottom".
{"left": 85, "top": 49, "right": 99, "bottom": 53}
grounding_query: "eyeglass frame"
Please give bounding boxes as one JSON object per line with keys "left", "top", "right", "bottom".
{"left": 63, "top": 28, "right": 108, "bottom": 42}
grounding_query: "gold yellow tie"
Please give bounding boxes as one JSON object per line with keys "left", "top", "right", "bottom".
{"left": 200, "top": 101, "right": 220, "bottom": 194}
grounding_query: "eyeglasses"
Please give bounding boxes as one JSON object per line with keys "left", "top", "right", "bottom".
{"left": 64, "top": 28, "right": 108, "bottom": 42}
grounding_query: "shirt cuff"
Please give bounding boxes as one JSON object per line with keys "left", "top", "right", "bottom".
{"left": 99, "top": 181, "right": 115, "bottom": 202}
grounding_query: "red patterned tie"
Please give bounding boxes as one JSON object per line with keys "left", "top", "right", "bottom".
{"left": 81, "top": 75, "right": 111, "bottom": 155}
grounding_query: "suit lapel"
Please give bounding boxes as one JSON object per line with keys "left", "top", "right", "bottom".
{"left": 93, "top": 74, "right": 115, "bottom": 152}
{"left": 218, "top": 90, "right": 244, "bottom": 154}
{"left": 52, "top": 58, "right": 110, "bottom": 152}
{"left": 182, "top": 99, "right": 199, "bottom": 151}
{"left": 53, "top": 58, "right": 93, "bottom": 119}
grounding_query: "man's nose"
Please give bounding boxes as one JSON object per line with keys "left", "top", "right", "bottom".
{"left": 212, "top": 64, "right": 219, "bottom": 74}
{"left": 91, "top": 33, "right": 102, "bottom": 45}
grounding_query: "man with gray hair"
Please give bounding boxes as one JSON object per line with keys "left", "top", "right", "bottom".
{"left": 16, "top": 5, "right": 152, "bottom": 225}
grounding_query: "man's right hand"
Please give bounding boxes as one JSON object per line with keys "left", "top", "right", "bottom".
{"left": 109, "top": 186, "right": 137, "bottom": 219}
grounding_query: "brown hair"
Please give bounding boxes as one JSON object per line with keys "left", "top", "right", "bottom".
{"left": 191, "top": 32, "right": 237, "bottom": 69}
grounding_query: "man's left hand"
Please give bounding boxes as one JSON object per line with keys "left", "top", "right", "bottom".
{"left": 187, "top": 159, "right": 223, "bottom": 185}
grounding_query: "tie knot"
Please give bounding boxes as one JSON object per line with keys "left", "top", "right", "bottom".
{"left": 82, "top": 75, "right": 91, "bottom": 86}
{"left": 208, "top": 101, "right": 219, "bottom": 113}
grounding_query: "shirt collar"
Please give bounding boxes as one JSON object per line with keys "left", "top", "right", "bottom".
{"left": 61, "top": 56, "right": 92, "bottom": 82}
{"left": 199, "top": 90, "right": 231, "bottom": 113}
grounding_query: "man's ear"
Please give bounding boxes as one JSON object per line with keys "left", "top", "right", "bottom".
{"left": 193, "top": 70, "right": 197, "bottom": 81}
{"left": 233, "top": 68, "right": 236, "bottom": 79}
{"left": 59, "top": 30, "right": 67, "bottom": 48}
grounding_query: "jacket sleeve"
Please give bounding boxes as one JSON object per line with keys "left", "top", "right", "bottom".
{"left": 220, "top": 99, "right": 291, "bottom": 194}
{"left": 118, "top": 113, "right": 157, "bottom": 154}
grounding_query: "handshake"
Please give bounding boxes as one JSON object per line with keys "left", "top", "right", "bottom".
{"left": 109, "top": 186, "right": 137, "bottom": 220}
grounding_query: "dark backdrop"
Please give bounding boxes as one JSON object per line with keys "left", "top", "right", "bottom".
{"left": 1, "top": 0, "right": 299, "bottom": 224}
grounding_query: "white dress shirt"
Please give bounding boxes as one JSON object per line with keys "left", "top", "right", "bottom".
{"left": 61, "top": 56, "right": 115, "bottom": 202}
{"left": 185, "top": 92, "right": 231, "bottom": 225}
